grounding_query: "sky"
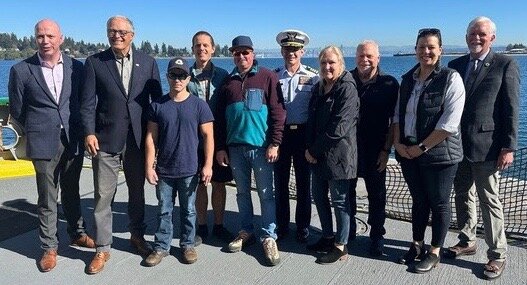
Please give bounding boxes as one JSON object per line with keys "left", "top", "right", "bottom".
{"left": 1, "top": 0, "right": 526, "bottom": 50}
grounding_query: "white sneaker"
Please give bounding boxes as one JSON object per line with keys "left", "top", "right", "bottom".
{"left": 228, "top": 230, "right": 255, "bottom": 252}
{"left": 263, "top": 237, "right": 281, "bottom": 266}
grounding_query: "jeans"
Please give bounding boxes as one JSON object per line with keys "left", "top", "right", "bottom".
{"left": 229, "top": 145, "right": 277, "bottom": 240}
{"left": 400, "top": 159, "right": 458, "bottom": 248}
{"left": 153, "top": 175, "right": 198, "bottom": 251}
{"left": 274, "top": 125, "right": 311, "bottom": 234}
{"left": 311, "top": 170, "right": 351, "bottom": 245}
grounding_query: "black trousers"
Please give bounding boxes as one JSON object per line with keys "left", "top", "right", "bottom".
{"left": 400, "top": 158, "right": 458, "bottom": 247}
{"left": 349, "top": 158, "right": 387, "bottom": 241}
{"left": 274, "top": 125, "right": 311, "bottom": 233}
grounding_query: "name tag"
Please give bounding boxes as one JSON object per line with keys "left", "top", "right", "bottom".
{"left": 298, "top": 76, "right": 312, "bottom": 85}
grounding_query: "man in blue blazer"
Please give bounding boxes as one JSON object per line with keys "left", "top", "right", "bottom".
{"left": 445, "top": 16, "right": 520, "bottom": 280}
{"left": 8, "top": 19, "right": 95, "bottom": 273}
{"left": 80, "top": 15, "right": 162, "bottom": 274}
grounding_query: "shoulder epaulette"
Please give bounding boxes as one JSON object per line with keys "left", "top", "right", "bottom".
{"left": 304, "top": 65, "right": 319, "bottom": 74}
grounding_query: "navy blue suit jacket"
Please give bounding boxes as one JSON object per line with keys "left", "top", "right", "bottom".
{"left": 8, "top": 52, "right": 84, "bottom": 159}
{"left": 448, "top": 50, "right": 520, "bottom": 162}
{"left": 80, "top": 49, "right": 162, "bottom": 153}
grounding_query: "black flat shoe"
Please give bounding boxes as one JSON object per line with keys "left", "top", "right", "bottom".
{"left": 307, "top": 237, "right": 334, "bottom": 253}
{"left": 369, "top": 238, "right": 384, "bottom": 257}
{"left": 398, "top": 243, "right": 426, "bottom": 264}
{"left": 414, "top": 253, "right": 440, "bottom": 273}
{"left": 296, "top": 229, "right": 309, "bottom": 243}
{"left": 316, "top": 246, "right": 348, "bottom": 264}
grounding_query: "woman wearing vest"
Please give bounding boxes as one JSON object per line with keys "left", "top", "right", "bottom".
{"left": 392, "top": 28, "right": 465, "bottom": 273}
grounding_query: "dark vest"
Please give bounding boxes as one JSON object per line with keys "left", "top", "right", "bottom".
{"left": 398, "top": 65, "right": 463, "bottom": 165}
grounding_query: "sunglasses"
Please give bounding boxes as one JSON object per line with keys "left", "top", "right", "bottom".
{"left": 167, "top": 73, "right": 189, "bottom": 81}
{"left": 418, "top": 28, "right": 441, "bottom": 37}
{"left": 232, "top": 50, "right": 252, "bottom": 57}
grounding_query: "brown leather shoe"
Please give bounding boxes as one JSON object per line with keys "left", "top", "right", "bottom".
{"left": 87, "top": 252, "right": 110, "bottom": 274}
{"left": 130, "top": 235, "right": 153, "bottom": 256}
{"left": 71, "top": 235, "right": 96, "bottom": 248}
{"left": 182, "top": 247, "right": 198, "bottom": 264}
{"left": 444, "top": 242, "right": 477, "bottom": 259}
{"left": 39, "top": 249, "right": 57, "bottom": 272}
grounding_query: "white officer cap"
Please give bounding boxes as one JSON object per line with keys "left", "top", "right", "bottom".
{"left": 276, "top": 29, "right": 310, "bottom": 47}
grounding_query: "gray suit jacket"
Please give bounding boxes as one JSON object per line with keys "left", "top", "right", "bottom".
{"left": 80, "top": 49, "right": 162, "bottom": 153}
{"left": 448, "top": 50, "right": 520, "bottom": 162}
{"left": 8, "top": 52, "right": 84, "bottom": 159}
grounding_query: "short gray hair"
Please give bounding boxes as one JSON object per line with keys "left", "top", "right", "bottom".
{"left": 106, "top": 15, "right": 134, "bottom": 32}
{"left": 356, "top": 40, "right": 379, "bottom": 56}
{"left": 467, "top": 16, "right": 496, "bottom": 35}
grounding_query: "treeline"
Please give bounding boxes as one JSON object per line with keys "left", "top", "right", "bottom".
{"left": 506, "top": 43, "right": 526, "bottom": 50}
{"left": 137, "top": 41, "right": 231, "bottom": 58}
{"left": 0, "top": 32, "right": 232, "bottom": 59}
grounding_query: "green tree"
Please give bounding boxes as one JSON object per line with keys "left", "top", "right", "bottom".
{"left": 140, "top": 40, "right": 153, "bottom": 55}
{"left": 167, "top": 45, "right": 175, "bottom": 57}
{"left": 161, "top": 43, "right": 167, "bottom": 56}
{"left": 221, "top": 44, "right": 230, "bottom": 57}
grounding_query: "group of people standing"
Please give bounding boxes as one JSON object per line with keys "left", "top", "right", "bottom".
{"left": 8, "top": 14, "right": 518, "bottom": 280}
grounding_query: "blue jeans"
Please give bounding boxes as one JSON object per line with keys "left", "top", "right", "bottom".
{"left": 154, "top": 175, "right": 198, "bottom": 251}
{"left": 229, "top": 145, "right": 277, "bottom": 240}
{"left": 311, "top": 170, "right": 351, "bottom": 245}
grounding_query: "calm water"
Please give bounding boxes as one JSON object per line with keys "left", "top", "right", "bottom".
{"left": 1, "top": 55, "right": 526, "bottom": 147}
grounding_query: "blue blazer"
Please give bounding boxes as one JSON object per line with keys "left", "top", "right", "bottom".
{"left": 448, "top": 50, "right": 520, "bottom": 162}
{"left": 80, "top": 49, "right": 162, "bottom": 153}
{"left": 8, "top": 52, "right": 84, "bottom": 159}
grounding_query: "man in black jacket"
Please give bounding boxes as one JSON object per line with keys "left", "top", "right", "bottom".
{"left": 348, "top": 40, "right": 399, "bottom": 256}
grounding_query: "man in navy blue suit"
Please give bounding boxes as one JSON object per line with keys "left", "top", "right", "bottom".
{"left": 80, "top": 15, "right": 162, "bottom": 274}
{"left": 9, "top": 19, "right": 95, "bottom": 273}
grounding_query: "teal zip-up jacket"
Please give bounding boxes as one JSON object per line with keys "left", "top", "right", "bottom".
{"left": 215, "top": 61, "right": 286, "bottom": 150}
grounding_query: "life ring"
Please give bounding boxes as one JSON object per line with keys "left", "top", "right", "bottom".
{"left": 1, "top": 124, "right": 20, "bottom": 150}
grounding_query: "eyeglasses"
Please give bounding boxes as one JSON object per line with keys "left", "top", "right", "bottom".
{"left": 418, "top": 28, "right": 441, "bottom": 37}
{"left": 107, "top": 29, "right": 133, "bottom": 37}
{"left": 167, "top": 73, "right": 189, "bottom": 81}
{"left": 232, "top": 50, "right": 252, "bottom": 57}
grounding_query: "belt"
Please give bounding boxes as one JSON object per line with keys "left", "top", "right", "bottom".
{"left": 286, "top": 124, "right": 305, "bottom": 130}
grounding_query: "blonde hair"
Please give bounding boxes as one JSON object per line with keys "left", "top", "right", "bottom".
{"left": 318, "top": 46, "right": 346, "bottom": 93}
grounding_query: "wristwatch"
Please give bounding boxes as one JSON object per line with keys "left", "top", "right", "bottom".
{"left": 418, "top": 142, "right": 429, "bottom": 153}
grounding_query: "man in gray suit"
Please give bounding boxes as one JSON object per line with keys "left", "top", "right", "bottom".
{"left": 80, "top": 15, "right": 162, "bottom": 274}
{"left": 8, "top": 19, "right": 95, "bottom": 273}
{"left": 445, "top": 16, "right": 520, "bottom": 280}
